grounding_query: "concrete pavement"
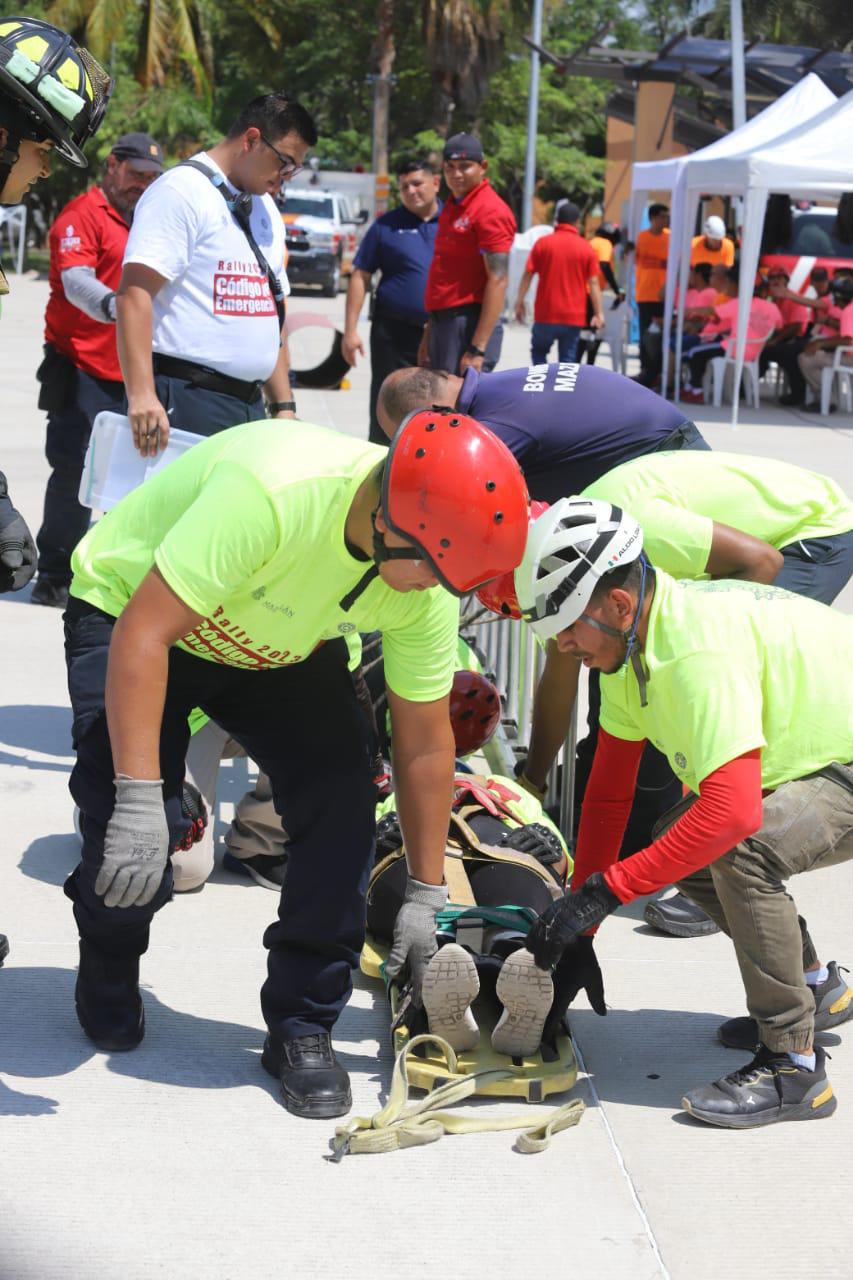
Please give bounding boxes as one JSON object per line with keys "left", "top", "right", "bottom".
{"left": 1, "top": 276, "right": 852, "bottom": 1280}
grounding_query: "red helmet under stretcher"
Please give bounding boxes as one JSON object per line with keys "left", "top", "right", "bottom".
{"left": 449, "top": 670, "right": 502, "bottom": 757}
{"left": 380, "top": 407, "right": 530, "bottom": 596}
{"left": 476, "top": 500, "right": 550, "bottom": 618}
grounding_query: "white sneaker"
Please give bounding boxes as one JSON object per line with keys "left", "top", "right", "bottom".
{"left": 492, "top": 948, "right": 554, "bottom": 1058}
{"left": 421, "top": 944, "right": 480, "bottom": 1052}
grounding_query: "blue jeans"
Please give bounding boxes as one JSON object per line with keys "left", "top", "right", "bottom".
{"left": 531, "top": 323, "right": 582, "bottom": 365}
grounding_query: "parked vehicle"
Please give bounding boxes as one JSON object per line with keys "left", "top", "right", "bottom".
{"left": 277, "top": 189, "right": 368, "bottom": 296}
{"left": 760, "top": 205, "right": 853, "bottom": 289}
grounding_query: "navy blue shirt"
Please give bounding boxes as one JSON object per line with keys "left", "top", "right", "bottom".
{"left": 457, "top": 363, "right": 689, "bottom": 503}
{"left": 353, "top": 203, "right": 441, "bottom": 326}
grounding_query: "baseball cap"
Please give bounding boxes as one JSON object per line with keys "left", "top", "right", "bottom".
{"left": 443, "top": 133, "right": 484, "bottom": 163}
{"left": 110, "top": 132, "right": 164, "bottom": 172}
{"left": 703, "top": 215, "right": 726, "bottom": 239}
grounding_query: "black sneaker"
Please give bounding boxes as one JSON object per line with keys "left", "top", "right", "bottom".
{"left": 779, "top": 394, "right": 804, "bottom": 407}
{"left": 223, "top": 850, "right": 287, "bottom": 890}
{"left": 682, "top": 1044, "right": 836, "bottom": 1128}
{"left": 0, "top": 933, "right": 9, "bottom": 967}
{"left": 643, "top": 891, "right": 720, "bottom": 938}
{"left": 30, "top": 578, "right": 69, "bottom": 608}
{"left": 262, "top": 1031, "right": 352, "bottom": 1118}
{"left": 718, "top": 962, "right": 853, "bottom": 1051}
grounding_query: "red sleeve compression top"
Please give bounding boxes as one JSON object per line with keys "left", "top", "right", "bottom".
{"left": 571, "top": 729, "right": 764, "bottom": 903}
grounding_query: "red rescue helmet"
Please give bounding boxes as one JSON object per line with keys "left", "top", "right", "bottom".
{"left": 380, "top": 407, "right": 530, "bottom": 596}
{"left": 449, "top": 670, "right": 502, "bottom": 757}
{"left": 476, "top": 499, "right": 550, "bottom": 618}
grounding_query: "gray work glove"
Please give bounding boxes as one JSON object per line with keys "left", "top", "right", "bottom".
{"left": 0, "top": 473, "right": 36, "bottom": 593}
{"left": 96, "top": 778, "right": 170, "bottom": 908}
{"left": 385, "top": 876, "right": 448, "bottom": 1005}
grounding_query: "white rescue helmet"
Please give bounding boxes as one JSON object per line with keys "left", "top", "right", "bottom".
{"left": 515, "top": 496, "right": 643, "bottom": 640}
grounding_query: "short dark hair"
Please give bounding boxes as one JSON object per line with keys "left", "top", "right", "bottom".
{"left": 397, "top": 157, "right": 434, "bottom": 177}
{"left": 589, "top": 557, "right": 653, "bottom": 606}
{"left": 691, "top": 261, "right": 712, "bottom": 284}
{"left": 555, "top": 199, "right": 581, "bottom": 225}
{"left": 227, "top": 93, "right": 317, "bottom": 147}
{"left": 378, "top": 367, "right": 452, "bottom": 429}
{"left": 648, "top": 203, "right": 669, "bottom": 219}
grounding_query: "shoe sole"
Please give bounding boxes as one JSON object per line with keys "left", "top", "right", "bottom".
{"left": 75, "top": 1001, "right": 145, "bottom": 1052}
{"left": 492, "top": 948, "right": 554, "bottom": 1058}
{"left": 421, "top": 944, "right": 480, "bottom": 1052}
{"left": 719, "top": 985, "right": 853, "bottom": 1051}
{"left": 260, "top": 1042, "right": 352, "bottom": 1118}
{"left": 223, "top": 851, "right": 285, "bottom": 892}
{"left": 682, "top": 1085, "right": 837, "bottom": 1128}
{"left": 643, "top": 901, "right": 721, "bottom": 938}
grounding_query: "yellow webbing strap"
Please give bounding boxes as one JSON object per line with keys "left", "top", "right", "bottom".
{"left": 329, "top": 1035, "right": 585, "bottom": 1160}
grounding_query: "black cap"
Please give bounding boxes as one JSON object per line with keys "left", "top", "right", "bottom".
{"left": 443, "top": 132, "right": 484, "bottom": 163}
{"left": 554, "top": 199, "right": 581, "bottom": 224}
{"left": 110, "top": 132, "right": 164, "bottom": 172}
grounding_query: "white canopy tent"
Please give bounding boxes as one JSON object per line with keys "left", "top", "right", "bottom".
{"left": 630, "top": 73, "right": 836, "bottom": 399}
{"left": 674, "top": 86, "right": 853, "bottom": 425}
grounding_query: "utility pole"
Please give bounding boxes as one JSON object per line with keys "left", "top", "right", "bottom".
{"left": 521, "top": 0, "right": 544, "bottom": 232}
{"left": 371, "top": 0, "right": 395, "bottom": 215}
{"left": 730, "top": 0, "right": 746, "bottom": 129}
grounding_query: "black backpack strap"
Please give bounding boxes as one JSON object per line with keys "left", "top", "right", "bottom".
{"left": 180, "top": 159, "right": 285, "bottom": 331}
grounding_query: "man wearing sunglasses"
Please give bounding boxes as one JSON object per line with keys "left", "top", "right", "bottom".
{"left": 116, "top": 93, "right": 316, "bottom": 454}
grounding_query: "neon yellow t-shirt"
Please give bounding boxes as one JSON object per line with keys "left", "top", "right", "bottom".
{"left": 584, "top": 450, "right": 853, "bottom": 580}
{"left": 599, "top": 572, "right": 853, "bottom": 793}
{"left": 70, "top": 420, "right": 459, "bottom": 702}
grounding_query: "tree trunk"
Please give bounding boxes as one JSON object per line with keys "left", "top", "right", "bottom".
{"left": 372, "top": 0, "right": 396, "bottom": 196}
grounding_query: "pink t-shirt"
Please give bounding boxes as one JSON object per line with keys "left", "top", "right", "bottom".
{"left": 812, "top": 299, "right": 842, "bottom": 339}
{"left": 702, "top": 296, "right": 782, "bottom": 360}
{"left": 840, "top": 301, "right": 853, "bottom": 341}
{"left": 776, "top": 295, "right": 809, "bottom": 336}
{"left": 683, "top": 286, "right": 718, "bottom": 311}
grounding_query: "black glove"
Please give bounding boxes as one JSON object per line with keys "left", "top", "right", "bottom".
{"left": 0, "top": 473, "right": 36, "bottom": 593}
{"left": 542, "top": 936, "right": 606, "bottom": 1045}
{"left": 526, "top": 872, "right": 620, "bottom": 970}
{"left": 375, "top": 812, "right": 403, "bottom": 859}
{"left": 500, "top": 822, "right": 563, "bottom": 867}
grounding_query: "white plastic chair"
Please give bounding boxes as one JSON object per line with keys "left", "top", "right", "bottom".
{"left": 819, "top": 346, "right": 853, "bottom": 415}
{"left": 709, "top": 342, "right": 766, "bottom": 408}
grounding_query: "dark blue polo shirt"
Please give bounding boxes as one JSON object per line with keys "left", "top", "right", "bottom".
{"left": 353, "top": 203, "right": 441, "bottom": 327}
{"left": 457, "top": 363, "right": 690, "bottom": 502}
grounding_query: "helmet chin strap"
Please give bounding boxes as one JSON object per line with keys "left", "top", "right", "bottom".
{"left": 578, "top": 556, "right": 650, "bottom": 706}
{"left": 338, "top": 509, "right": 423, "bottom": 612}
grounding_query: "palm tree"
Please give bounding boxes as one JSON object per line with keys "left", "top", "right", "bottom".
{"left": 46, "top": 0, "right": 214, "bottom": 93}
{"left": 421, "top": 0, "right": 523, "bottom": 134}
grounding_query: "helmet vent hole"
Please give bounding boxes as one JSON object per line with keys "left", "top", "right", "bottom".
{"left": 449, "top": 418, "right": 460, "bottom": 427}
{"left": 415, "top": 448, "right": 426, "bottom": 459}
{"left": 459, "top": 710, "right": 474, "bottom": 721}
{"left": 440, "top": 538, "right": 450, "bottom": 548}
{"left": 494, "top": 512, "right": 504, "bottom": 523}
{"left": 485, "top": 480, "right": 496, "bottom": 491}
{"left": 426, "top": 423, "right": 436, "bottom": 432}
{"left": 419, "top": 523, "right": 426, "bottom": 530}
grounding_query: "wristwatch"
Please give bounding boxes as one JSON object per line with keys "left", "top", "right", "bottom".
{"left": 267, "top": 400, "right": 297, "bottom": 414}
{"left": 465, "top": 343, "right": 486, "bottom": 358}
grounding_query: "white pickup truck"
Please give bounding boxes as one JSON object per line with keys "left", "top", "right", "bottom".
{"left": 276, "top": 188, "right": 368, "bottom": 296}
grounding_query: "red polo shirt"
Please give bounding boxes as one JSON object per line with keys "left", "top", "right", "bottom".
{"left": 44, "top": 186, "right": 129, "bottom": 382}
{"left": 425, "top": 178, "right": 516, "bottom": 312}
{"left": 526, "top": 225, "right": 599, "bottom": 325}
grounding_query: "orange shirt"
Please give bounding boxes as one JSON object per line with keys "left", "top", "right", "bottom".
{"left": 635, "top": 228, "right": 669, "bottom": 303}
{"left": 690, "top": 234, "right": 735, "bottom": 268}
{"left": 590, "top": 234, "right": 614, "bottom": 287}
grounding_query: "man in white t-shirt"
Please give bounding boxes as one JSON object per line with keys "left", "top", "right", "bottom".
{"left": 117, "top": 93, "right": 317, "bottom": 454}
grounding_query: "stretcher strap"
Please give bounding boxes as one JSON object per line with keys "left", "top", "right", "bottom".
{"left": 329, "top": 1035, "right": 585, "bottom": 1160}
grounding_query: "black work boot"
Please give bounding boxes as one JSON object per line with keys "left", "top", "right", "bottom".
{"left": 0, "top": 933, "right": 9, "bottom": 967}
{"left": 718, "top": 962, "right": 853, "bottom": 1051}
{"left": 643, "top": 891, "right": 720, "bottom": 938}
{"left": 682, "top": 1044, "right": 836, "bottom": 1128}
{"left": 261, "top": 1031, "right": 351, "bottom": 1119}
{"left": 30, "top": 578, "right": 69, "bottom": 608}
{"left": 75, "top": 939, "right": 144, "bottom": 1051}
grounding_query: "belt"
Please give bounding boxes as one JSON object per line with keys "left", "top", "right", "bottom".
{"left": 373, "top": 303, "right": 428, "bottom": 329}
{"left": 429, "top": 303, "right": 481, "bottom": 321}
{"left": 152, "top": 354, "right": 264, "bottom": 404}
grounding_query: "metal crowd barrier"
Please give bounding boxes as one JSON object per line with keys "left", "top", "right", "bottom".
{"left": 459, "top": 599, "right": 579, "bottom": 847}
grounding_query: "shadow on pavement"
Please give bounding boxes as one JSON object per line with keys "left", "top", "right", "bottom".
{"left": 18, "top": 832, "right": 79, "bottom": 886}
{"left": 0, "top": 704, "right": 73, "bottom": 756}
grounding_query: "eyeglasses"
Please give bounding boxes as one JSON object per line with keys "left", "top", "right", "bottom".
{"left": 258, "top": 134, "right": 303, "bottom": 178}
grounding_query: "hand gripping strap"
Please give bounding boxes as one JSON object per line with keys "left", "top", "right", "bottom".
{"left": 329, "top": 1034, "right": 585, "bottom": 1160}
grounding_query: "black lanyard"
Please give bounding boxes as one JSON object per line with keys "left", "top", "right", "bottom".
{"left": 181, "top": 160, "right": 285, "bottom": 331}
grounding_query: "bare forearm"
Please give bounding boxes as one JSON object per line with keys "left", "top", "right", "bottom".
{"left": 588, "top": 276, "right": 604, "bottom": 323}
{"left": 472, "top": 274, "right": 508, "bottom": 350}
{"left": 263, "top": 330, "right": 293, "bottom": 403}
{"left": 116, "top": 288, "right": 156, "bottom": 401}
{"left": 345, "top": 270, "right": 369, "bottom": 335}
{"left": 105, "top": 615, "right": 170, "bottom": 780}
{"left": 525, "top": 643, "right": 581, "bottom": 789}
{"left": 393, "top": 746, "right": 455, "bottom": 885}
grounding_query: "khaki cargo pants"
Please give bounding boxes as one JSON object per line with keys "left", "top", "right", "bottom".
{"left": 665, "top": 763, "right": 853, "bottom": 1053}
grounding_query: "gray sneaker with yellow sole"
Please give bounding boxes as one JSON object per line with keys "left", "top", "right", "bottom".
{"left": 718, "top": 962, "right": 853, "bottom": 1052}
